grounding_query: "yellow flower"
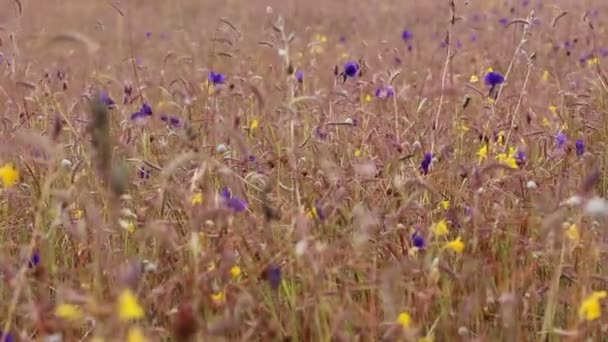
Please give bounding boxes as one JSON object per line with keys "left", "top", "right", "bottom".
{"left": 72, "top": 209, "right": 84, "bottom": 220}
{"left": 117, "top": 289, "right": 145, "bottom": 321}
{"left": 565, "top": 223, "right": 580, "bottom": 243}
{"left": 444, "top": 237, "right": 465, "bottom": 253}
{"left": 0, "top": 163, "right": 19, "bottom": 188}
{"left": 419, "top": 335, "right": 434, "bottom": 342}
{"left": 487, "top": 97, "right": 495, "bottom": 105}
{"left": 250, "top": 119, "right": 259, "bottom": 130}
{"left": 55, "top": 303, "right": 83, "bottom": 321}
{"left": 230, "top": 265, "right": 242, "bottom": 278}
{"left": 211, "top": 290, "right": 226, "bottom": 304}
{"left": 191, "top": 192, "right": 203, "bottom": 205}
{"left": 548, "top": 105, "right": 557, "bottom": 114}
{"left": 438, "top": 200, "right": 450, "bottom": 210}
{"left": 469, "top": 75, "right": 479, "bottom": 83}
{"left": 364, "top": 94, "right": 373, "bottom": 103}
{"left": 542, "top": 70, "right": 550, "bottom": 82}
{"left": 127, "top": 326, "right": 146, "bottom": 342}
{"left": 588, "top": 57, "right": 599, "bottom": 66}
{"left": 496, "top": 147, "right": 518, "bottom": 169}
{"left": 579, "top": 291, "right": 607, "bottom": 321}
{"left": 397, "top": 311, "right": 412, "bottom": 329}
{"left": 126, "top": 221, "right": 136, "bottom": 233}
{"left": 432, "top": 219, "right": 449, "bottom": 237}
{"left": 477, "top": 143, "right": 488, "bottom": 163}
{"left": 486, "top": 67, "right": 494, "bottom": 72}
{"left": 541, "top": 117, "right": 550, "bottom": 127}
{"left": 496, "top": 131, "right": 505, "bottom": 146}
{"left": 354, "top": 149, "right": 362, "bottom": 157}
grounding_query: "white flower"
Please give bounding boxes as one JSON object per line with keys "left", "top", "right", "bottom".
{"left": 584, "top": 197, "right": 608, "bottom": 217}
{"left": 526, "top": 181, "right": 537, "bottom": 189}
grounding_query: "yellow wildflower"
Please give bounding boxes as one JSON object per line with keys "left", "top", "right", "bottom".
{"left": 548, "top": 105, "right": 557, "bottom": 114}
{"left": 579, "top": 291, "right": 607, "bottom": 321}
{"left": 126, "top": 221, "right": 136, "bottom": 233}
{"left": 72, "top": 209, "right": 84, "bottom": 220}
{"left": 432, "top": 219, "right": 449, "bottom": 237}
{"left": 354, "top": 149, "right": 362, "bottom": 157}
{"left": 496, "top": 147, "right": 518, "bottom": 169}
{"left": 191, "top": 192, "right": 203, "bottom": 205}
{"left": 55, "top": 303, "right": 83, "bottom": 321}
{"left": 487, "top": 97, "right": 495, "bottom": 105}
{"left": 211, "top": 290, "right": 226, "bottom": 305}
{"left": 469, "top": 75, "right": 479, "bottom": 83}
{"left": 0, "top": 163, "right": 19, "bottom": 188}
{"left": 230, "top": 265, "right": 242, "bottom": 278}
{"left": 486, "top": 67, "right": 494, "bottom": 72}
{"left": 541, "top": 117, "right": 550, "bottom": 127}
{"left": 127, "top": 326, "right": 146, "bottom": 342}
{"left": 565, "top": 223, "right": 580, "bottom": 243}
{"left": 117, "top": 289, "right": 145, "bottom": 321}
{"left": 542, "top": 70, "right": 550, "bottom": 82}
{"left": 397, "top": 311, "right": 412, "bottom": 329}
{"left": 364, "top": 94, "right": 373, "bottom": 103}
{"left": 477, "top": 143, "right": 488, "bottom": 163}
{"left": 250, "top": 119, "right": 259, "bottom": 130}
{"left": 438, "top": 200, "right": 450, "bottom": 210}
{"left": 444, "top": 237, "right": 465, "bottom": 253}
{"left": 419, "top": 335, "right": 434, "bottom": 342}
{"left": 588, "top": 57, "right": 599, "bottom": 66}
{"left": 496, "top": 131, "right": 505, "bottom": 146}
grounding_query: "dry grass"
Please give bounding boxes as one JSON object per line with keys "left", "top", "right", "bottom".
{"left": 2, "top": 0, "right": 608, "bottom": 340}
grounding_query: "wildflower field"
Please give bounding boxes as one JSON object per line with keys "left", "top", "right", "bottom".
{"left": 3, "top": 0, "right": 608, "bottom": 340}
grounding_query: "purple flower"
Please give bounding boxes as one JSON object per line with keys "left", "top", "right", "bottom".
{"left": 264, "top": 264, "right": 282, "bottom": 290}
{"left": 130, "top": 103, "right": 153, "bottom": 121}
{"left": 412, "top": 232, "right": 425, "bottom": 249}
{"left": 295, "top": 70, "right": 304, "bottom": 83}
{"left": 145, "top": 31, "right": 152, "bottom": 38}
{"left": 575, "top": 139, "right": 585, "bottom": 156}
{"left": 339, "top": 36, "right": 347, "bottom": 43}
{"left": 394, "top": 57, "right": 402, "bottom": 65}
{"left": 401, "top": 30, "right": 413, "bottom": 41}
{"left": 516, "top": 148, "right": 526, "bottom": 167}
{"left": 29, "top": 249, "right": 40, "bottom": 268}
{"left": 0, "top": 330, "right": 14, "bottom": 342}
{"left": 420, "top": 152, "right": 432, "bottom": 175}
{"left": 220, "top": 187, "right": 248, "bottom": 212}
{"left": 139, "top": 166, "right": 151, "bottom": 179}
{"left": 208, "top": 71, "right": 227, "bottom": 85}
{"left": 470, "top": 34, "right": 478, "bottom": 42}
{"left": 499, "top": 17, "right": 509, "bottom": 26}
{"left": 556, "top": 133, "right": 567, "bottom": 148}
{"left": 407, "top": 44, "right": 413, "bottom": 52}
{"left": 343, "top": 61, "right": 359, "bottom": 78}
{"left": 375, "top": 85, "right": 394, "bottom": 98}
{"left": 160, "top": 114, "right": 181, "bottom": 128}
{"left": 314, "top": 200, "right": 326, "bottom": 221}
{"left": 485, "top": 72, "right": 505, "bottom": 87}
{"left": 100, "top": 92, "right": 116, "bottom": 108}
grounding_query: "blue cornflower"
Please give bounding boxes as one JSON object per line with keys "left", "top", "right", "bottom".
{"left": 515, "top": 148, "right": 527, "bottom": 167}
{"left": 29, "top": 249, "right": 40, "bottom": 268}
{"left": 375, "top": 85, "right": 394, "bottom": 99}
{"left": 160, "top": 114, "right": 181, "bottom": 128}
{"left": 343, "top": 61, "right": 359, "bottom": 78}
{"left": 556, "top": 133, "right": 567, "bottom": 148}
{"left": 401, "top": 30, "right": 413, "bottom": 41}
{"left": 139, "top": 166, "right": 151, "bottom": 179}
{"left": 411, "top": 232, "right": 425, "bottom": 249}
{"left": 100, "top": 92, "right": 116, "bottom": 108}
{"left": 499, "top": 17, "right": 509, "bottom": 26}
{"left": 485, "top": 72, "right": 505, "bottom": 87}
{"left": 295, "top": 70, "right": 304, "bottom": 83}
{"left": 314, "top": 200, "right": 326, "bottom": 221}
{"left": 220, "top": 187, "right": 248, "bottom": 212}
{"left": 0, "top": 330, "right": 14, "bottom": 342}
{"left": 208, "top": 71, "right": 227, "bottom": 85}
{"left": 264, "top": 264, "right": 282, "bottom": 290}
{"left": 575, "top": 139, "right": 585, "bottom": 156}
{"left": 130, "top": 103, "right": 153, "bottom": 121}
{"left": 420, "top": 152, "right": 432, "bottom": 175}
